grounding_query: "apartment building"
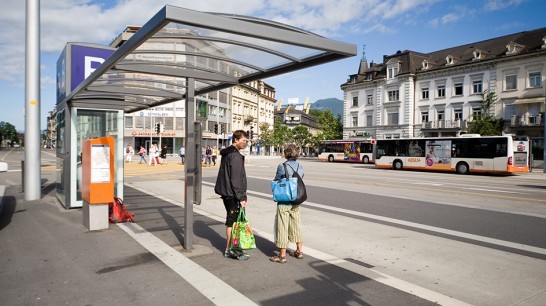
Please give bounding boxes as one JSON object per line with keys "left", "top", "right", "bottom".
{"left": 341, "top": 27, "right": 545, "bottom": 159}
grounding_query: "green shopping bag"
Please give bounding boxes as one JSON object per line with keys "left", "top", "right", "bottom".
{"left": 230, "top": 208, "right": 256, "bottom": 250}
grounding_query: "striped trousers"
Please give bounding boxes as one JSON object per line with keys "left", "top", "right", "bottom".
{"left": 274, "top": 204, "right": 303, "bottom": 248}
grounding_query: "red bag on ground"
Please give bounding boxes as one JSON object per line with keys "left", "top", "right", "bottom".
{"left": 109, "top": 197, "right": 135, "bottom": 223}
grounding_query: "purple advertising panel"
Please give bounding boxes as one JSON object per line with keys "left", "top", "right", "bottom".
{"left": 56, "top": 44, "right": 115, "bottom": 104}
{"left": 70, "top": 45, "right": 115, "bottom": 92}
{"left": 56, "top": 46, "right": 67, "bottom": 103}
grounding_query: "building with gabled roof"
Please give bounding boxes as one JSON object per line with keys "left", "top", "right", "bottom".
{"left": 341, "top": 27, "right": 546, "bottom": 161}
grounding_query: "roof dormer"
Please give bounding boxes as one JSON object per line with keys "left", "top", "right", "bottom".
{"left": 472, "top": 49, "right": 487, "bottom": 60}
{"left": 421, "top": 60, "right": 429, "bottom": 70}
{"left": 506, "top": 41, "right": 524, "bottom": 55}
{"left": 386, "top": 58, "right": 401, "bottom": 79}
{"left": 445, "top": 55, "right": 455, "bottom": 66}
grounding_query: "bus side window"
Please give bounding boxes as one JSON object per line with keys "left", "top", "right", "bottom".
{"left": 496, "top": 143, "right": 507, "bottom": 157}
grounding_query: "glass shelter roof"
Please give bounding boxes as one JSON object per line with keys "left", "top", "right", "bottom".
{"left": 63, "top": 5, "right": 357, "bottom": 112}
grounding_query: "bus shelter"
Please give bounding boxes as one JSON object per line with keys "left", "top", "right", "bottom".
{"left": 56, "top": 5, "right": 356, "bottom": 248}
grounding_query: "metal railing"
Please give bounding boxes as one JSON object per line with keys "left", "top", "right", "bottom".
{"left": 510, "top": 114, "right": 544, "bottom": 127}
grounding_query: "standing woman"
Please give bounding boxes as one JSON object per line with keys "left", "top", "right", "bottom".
{"left": 270, "top": 144, "right": 304, "bottom": 264}
{"left": 148, "top": 144, "right": 157, "bottom": 166}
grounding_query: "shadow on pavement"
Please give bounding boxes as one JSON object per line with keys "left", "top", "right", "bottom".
{"left": 0, "top": 195, "right": 17, "bottom": 231}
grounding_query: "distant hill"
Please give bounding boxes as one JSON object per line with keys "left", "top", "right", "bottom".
{"left": 310, "top": 98, "right": 343, "bottom": 118}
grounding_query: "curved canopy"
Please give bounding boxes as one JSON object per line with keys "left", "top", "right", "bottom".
{"left": 62, "top": 5, "right": 357, "bottom": 112}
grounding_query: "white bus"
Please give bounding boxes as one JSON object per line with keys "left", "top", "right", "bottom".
{"left": 375, "top": 135, "right": 529, "bottom": 174}
{"left": 318, "top": 138, "right": 376, "bottom": 164}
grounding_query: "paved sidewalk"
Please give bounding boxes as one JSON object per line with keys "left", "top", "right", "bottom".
{"left": 0, "top": 179, "right": 446, "bottom": 305}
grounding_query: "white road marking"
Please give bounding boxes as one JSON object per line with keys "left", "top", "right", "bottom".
{"left": 464, "top": 187, "right": 519, "bottom": 194}
{"left": 128, "top": 182, "right": 471, "bottom": 306}
{"left": 240, "top": 186, "right": 546, "bottom": 256}
{"left": 117, "top": 222, "right": 257, "bottom": 306}
{"left": 411, "top": 182, "right": 444, "bottom": 186}
{"left": 246, "top": 174, "right": 546, "bottom": 218}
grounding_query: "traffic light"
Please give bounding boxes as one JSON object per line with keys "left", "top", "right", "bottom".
{"left": 155, "top": 123, "right": 160, "bottom": 134}
{"left": 214, "top": 123, "right": 218, "bottom": 134}
{"left": 250, "top": 126, "right": 254, "bottom": 139}
{"left": 159, "top": 123, "right": 165, "bottom": 133}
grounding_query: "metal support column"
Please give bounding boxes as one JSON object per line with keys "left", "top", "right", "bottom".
{"left": 24, "top": 0, "right": 41, "bottom": 200}
{"left": 184, "top": 78, "right": 202, "bottom": 249}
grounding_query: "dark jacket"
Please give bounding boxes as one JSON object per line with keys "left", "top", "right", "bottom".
{"left": 214, "top": 145, "right": 247, "bottom": 201}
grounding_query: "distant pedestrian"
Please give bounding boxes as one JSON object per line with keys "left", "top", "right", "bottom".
{"left": 160, "top": 145, "right": 168, "bottom": 164}
{"left": 148, "top": 144, "right": 158, "bottom": 166}
{"left": 212, "top": 146, "right": 218, "bottom": 166}
{"left": 201, "top": 146, "right": 206, "bottom": 165}
{"left": 179, "top": 146, "right": 185, "bottom": 164}
{"left": 125, "top": 144, "right": 134, "bottom": 163}
{"left": 270, "top": 144, "right": 305, "bottom": 264}
{"left": 138, "top": 146, "right": 147, "bottom": 164}
{"left": 205, "top": 145, "right": 212, "bottom": 167}
{"left": 214, "top": 130, "right": 250, "bottom": 260}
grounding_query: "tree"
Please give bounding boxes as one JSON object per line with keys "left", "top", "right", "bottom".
{"left": 317, "top": 109, "right": 343, "bottom": 140}
{"left": 272, "top": 117, "right": 291, "bottom": 153}
{"left": 291, "top": 125, "right": 311, "bottom": 149}
{"left": 0, "top": 121, "right": 18, "bottom": 147}
{"left": 258, "top": 122, "right": 274, "bottom": 154}
{"left": 467, "top": 90, "right": 503, "bottom": 136}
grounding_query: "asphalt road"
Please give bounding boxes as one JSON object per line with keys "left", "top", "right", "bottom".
{"left": 2, "top": 148, "right": 546, "bottom": 305}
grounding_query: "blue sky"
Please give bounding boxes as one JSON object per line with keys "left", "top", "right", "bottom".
{"left": 1, "top": 0, "right": 545, "bottom": 131}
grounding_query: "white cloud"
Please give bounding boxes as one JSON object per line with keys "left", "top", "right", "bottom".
{"left": 483, "top": 0, "right": 525, "bottom": 11}
{"left": 363, "top": 23, "right": 397, "bottom": 35}
{"left": 0, "top": 0, "right": 443, "bottom": 87}
{"left": 428, "top": 13, "right": 461, "bottom": 27}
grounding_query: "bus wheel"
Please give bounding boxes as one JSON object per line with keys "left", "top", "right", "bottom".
{"left": 328, "top": 155, "right": 334, "bottom": 162}
{"left": 393, "top": 160, "right": 403, "bottom": 170}
{"left": 362, "top": 156, "right": 369, "bottom": 164}
{"left": 456, "top": 162, "right": 469, "bottom": 174}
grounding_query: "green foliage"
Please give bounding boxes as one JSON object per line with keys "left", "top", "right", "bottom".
{"left": 308, "top": 109, "right": 322, "bottom": 117}
{"left": 272, "top": 117, "right": 292, "bottom": 150}
{"left": 291, "top": 125, "right": 311, "bottom": 148}
{"left": 317, "top": 109, "right": 343, "bottom": 140}
{"left": 0, "top": 121, "right": 19, "bottom": 147}
{"left": 467, "top": 90, "right": 504, "bottom": 136}
{"left": 258, "top": 122, "right": 274, "bottom": 153}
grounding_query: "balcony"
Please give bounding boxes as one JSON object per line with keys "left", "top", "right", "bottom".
{"left": 421, "top": 119, "right": 468, "bottom": 130}
{"left": 510, "top": 114, "right": 543, "bottom": 127}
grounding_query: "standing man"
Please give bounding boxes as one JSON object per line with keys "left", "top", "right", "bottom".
{"left": 179, "top": 145, "right": 185, "bottom": 164}
{"left": 215, "top": 130, "right": 249, "bottom": 260}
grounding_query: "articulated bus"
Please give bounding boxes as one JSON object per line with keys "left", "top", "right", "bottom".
{"left": 375, "top": 135, "right": 529, "bottom": 174}
{"left": 318, "top": 138, "right": 376, "bottom": 164}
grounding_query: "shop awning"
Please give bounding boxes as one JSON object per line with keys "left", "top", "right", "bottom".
{"left": 514, "top": 97, "right": 545, "bottom": 104}
{"left": 61, "top": 5, "right": 357, "bottom": 112}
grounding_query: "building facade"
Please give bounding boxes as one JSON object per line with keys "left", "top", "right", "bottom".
{"left": 341, "top": 27, "right": 546, "bottom": 162}
{"left": 111, "top": 26, "right": 276, "bottom": 155}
